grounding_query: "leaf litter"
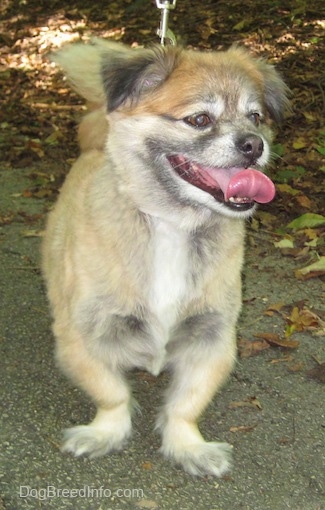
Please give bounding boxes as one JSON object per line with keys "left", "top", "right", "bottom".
{"left": 0, "top": 0, "right": 324, "bottom": 407}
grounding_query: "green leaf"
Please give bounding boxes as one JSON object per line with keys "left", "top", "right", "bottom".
{"left": 295, "top": 165, "right": 306, "bottom": 174}
{"left": 287, "top": 213, "right": 325, "bottom": 230}
{"left": 274, "top": 166, "right": 305, "bottom": 183}
{"left": 272, "top": 143, "right": 285, "bottom": 157}
{"left": 296, "top": 257, "right": 325, "bottom": 276}
{"left": 293, "top": 138, "right": 307, "bottom": 149}
{"left": 274, "top": 238, "right": 294, "bottom": 249}
{"left": 233, "top": 18, "right": 252, "bottom": 31}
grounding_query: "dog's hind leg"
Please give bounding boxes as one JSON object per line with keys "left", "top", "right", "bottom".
{"left": 55, "top": 328, "right": 132, "bottom": 458}
{"left": 156, "top": 316, "right": 236, "bottom": 477}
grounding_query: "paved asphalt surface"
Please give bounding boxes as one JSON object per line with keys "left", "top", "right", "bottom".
{"left": 1, "top": 166, "right": 324, "bottom": 509}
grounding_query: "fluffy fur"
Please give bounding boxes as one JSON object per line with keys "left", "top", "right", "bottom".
{"left": 43, "top": 39, "right": 289, "bottom": 476}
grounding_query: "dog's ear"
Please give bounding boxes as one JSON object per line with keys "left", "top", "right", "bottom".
{"left": 257, "top": 61, "right": 291, "bottom": 123}
{"left": 51, "top": 42, "right": 107, "bottom": 104}
{"left": 50, "top": 39, "right": 131, "bottom": 105}
{"left": 102, "top": 45, "right": 181, "bottom": 112}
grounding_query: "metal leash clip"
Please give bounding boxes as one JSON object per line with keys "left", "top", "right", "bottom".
{"left": 156, "top": 0, "right": 177, "bottom": 46}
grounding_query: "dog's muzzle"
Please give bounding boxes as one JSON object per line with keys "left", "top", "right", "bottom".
{"left": 168, "top": 155, "right": 275, "bottom": 211}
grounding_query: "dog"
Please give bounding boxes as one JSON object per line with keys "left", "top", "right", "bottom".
{"left": 42, "top": 39, "right": 289, "bottom": 476}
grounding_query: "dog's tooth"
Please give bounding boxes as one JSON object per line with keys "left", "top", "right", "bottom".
{"left": 229, "top": 196, "right": 251, "bottom": 203}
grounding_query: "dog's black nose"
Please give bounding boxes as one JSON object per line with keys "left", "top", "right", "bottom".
{"left": 236, "top": 134, "right": 264, "bottom": 164}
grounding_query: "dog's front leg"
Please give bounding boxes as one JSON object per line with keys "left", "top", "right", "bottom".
{"left": 54, "top": 324, "right": 133, "bottom": 458}
{"left": 157, "top": 314, "right": 236, "bottom": 476}
{"left": 56, "top": 301, "right": 163, "bottom": 458}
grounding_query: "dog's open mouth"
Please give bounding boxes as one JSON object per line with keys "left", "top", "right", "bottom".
{"left": 168, "top": 155, "right": 275, "bottom": 211}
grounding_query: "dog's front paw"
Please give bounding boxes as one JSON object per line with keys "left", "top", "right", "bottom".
{"left": 62, "top": 423, "right": 131, "bottom": 458}
{"left": 161, "top": 441, "right": 232, "bottom": 477}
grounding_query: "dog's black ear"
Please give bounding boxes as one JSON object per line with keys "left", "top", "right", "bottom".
{"left": 102, "top": 45, "right": 181, "bottom": 112}
{"left": 257, "top": 61, "right": 291, "bottom": 123}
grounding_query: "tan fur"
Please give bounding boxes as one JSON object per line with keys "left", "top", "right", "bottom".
{"left": 43, "top": 40, "right": 288, "bottom": 476}
{"left": 130, "top": 49, "right": 264, "bottom": 117}
{"left": 78, "top": 107, "right": 108, "bottom": 152}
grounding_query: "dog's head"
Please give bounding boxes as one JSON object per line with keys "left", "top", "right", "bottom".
{"left": 69, "top": 42, "right": 290, "bottom": 223}
{"left": 100, "top": 44, "right": 289, "bottom": 222}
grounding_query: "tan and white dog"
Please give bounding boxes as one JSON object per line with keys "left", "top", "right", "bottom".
{"left": 43, "top": 40, "right": 289, "bottom": 476}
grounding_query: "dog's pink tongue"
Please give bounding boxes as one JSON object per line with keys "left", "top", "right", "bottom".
{"left": 224, "top": 169, "right": 275, "bottom": 203}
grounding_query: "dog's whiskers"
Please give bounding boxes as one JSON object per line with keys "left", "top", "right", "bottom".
{"left": 269, "top": 150, "right": 284, "bottom": 162}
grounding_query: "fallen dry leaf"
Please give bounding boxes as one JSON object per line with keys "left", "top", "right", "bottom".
{"left": 136, "top": 500, "right": 159, "bottom": 509}
{"left": 303, "top": 228, "right": 320, "bottom": 241}
{"left": 229, "top": 397, "right": 262, "bottom": 410}
{"left": 287, "top": 362, "right": 305, "bottom": 372}
{"left": 285, "top": 307, "right": 325, "bottom": 336}
{"left": 254, "top": 332, "right": 300, "bottom": 349}
{"left": 295, "top": 257, "right": 325, "bottom": 279}
{"left": 265, "top": 301, "right": 324, "bottom": 337}
{"left": 295, "top": 194, "right": 312, "bottom": 209}
{"left": 21, "top": 230, "right": 44, "bottom": 238}
{"left": 238, "top": 337, "right": 270, "bottom": 358}
{"left": 306, "top": 363, "right": 325, "bottom": 383}
{"left": 264, "top": 302, "right": 286, "bottom": 316}
{"left": 276, "top": 183, "right": 300, "bottom": 196}
{"left": 249, "top": 397, "right": 263, "bottom": 410}
{"left": 141, "top": 461, "right": 153, "bottom": 470}
{"left": 0, "top": 213, "right": 15, "bottom": 225}
{"left": 229, "top": 424, "right": 257, "bottom": 433}
{"left": 270, "top": 355, "right": 293, "bottom": 364}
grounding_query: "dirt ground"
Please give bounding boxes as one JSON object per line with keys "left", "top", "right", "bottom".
{"left": 0, "top": 1, "right": 324, "bottom": 509}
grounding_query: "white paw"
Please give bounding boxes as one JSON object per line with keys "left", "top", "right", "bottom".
{"left": 161, "top": 441, "right": 232, "bottom": 477}
{"left": 62, "top": 422, "right": 131, "bottom": 458}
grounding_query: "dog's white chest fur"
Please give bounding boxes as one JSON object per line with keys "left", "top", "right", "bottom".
{"left": 150, "top": 218, "right": 189, "bottom": 332}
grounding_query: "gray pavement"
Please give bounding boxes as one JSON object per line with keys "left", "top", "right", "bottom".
{"left": 1, "top": 166, "right": 324, "bottom": 510}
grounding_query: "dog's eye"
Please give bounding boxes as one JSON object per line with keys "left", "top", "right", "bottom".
{"left": 184, "top": 113, "right": 212, "bottom": 128}
{"left": 249, "top": 112, "right": 261, "bottom": 126}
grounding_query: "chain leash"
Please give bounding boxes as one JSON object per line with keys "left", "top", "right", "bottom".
{"left": 155, "top": 0, "right": 177, "bottom": 46}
